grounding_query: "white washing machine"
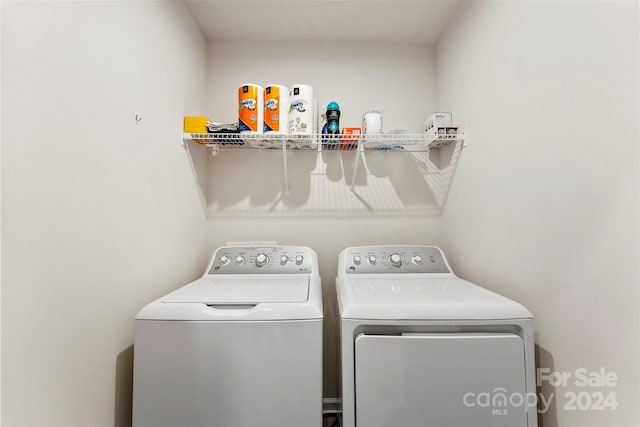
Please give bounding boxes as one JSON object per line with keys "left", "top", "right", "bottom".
{"left": 336, "top": 245, "right": 537, "bottom": 427}
{"left": 133, "top": 245, "right": 323, "bottom": 427}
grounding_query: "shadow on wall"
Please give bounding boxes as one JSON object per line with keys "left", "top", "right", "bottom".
{"left": 183, "top": 140, "right": 210, "bottom": 209}
{"left": 536, "top": 341, "right": 559, "bottom": 427}
{"left": 114, "top": 345, "right": 134, "bottom": 427}
{"left": 182, "top": 139, "right": 464, "bottom": 217}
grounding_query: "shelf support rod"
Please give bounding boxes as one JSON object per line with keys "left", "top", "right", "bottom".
{"left": 282, "top": 138, "right": 290, "bottom": 197}
{"left": 349, "top": 141, "right": 364, "bottom": 194}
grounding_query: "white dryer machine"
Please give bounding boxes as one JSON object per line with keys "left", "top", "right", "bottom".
{"left": 133, "top": 245, "right": 323, "bottom": 427}
{"left": 336, "top": 245, "right": 537, "bottom": 427}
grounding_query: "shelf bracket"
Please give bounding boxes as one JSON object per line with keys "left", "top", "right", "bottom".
{"left": 282, "top": 138, "right": 290, "bottom": 197}
{"left": 349, "top": 141, "right": 365, "bottom": 194}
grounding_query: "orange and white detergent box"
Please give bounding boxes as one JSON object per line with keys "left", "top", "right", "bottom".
{"left": 340, "top": 127, "right": 361, "bottom": 150}
{"left": 238, "top": 83, "right": 263, "bottom": 133}
{"left": 264, "top": 84, "right": 289, "bottom": 134}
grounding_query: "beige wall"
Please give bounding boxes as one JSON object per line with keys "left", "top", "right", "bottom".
{"left": 1, "top": 1, "right": 208, "bottom": 425}
{"left": 437, "top": 1, "right": 639, "bottom": 426}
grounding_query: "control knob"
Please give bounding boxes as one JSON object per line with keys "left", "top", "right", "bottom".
{"left": 353, "top": 255, "right": 362, "bottom": 265}
{"left": 219, "top": 255, "right": 230, "bottom": 266}
{"left": 368, "top": 255, "right": 377, "bottom": 265}
{"left": 235, "top": 256, "right": 245, "bottom": 265}
{"left": 280, "top": 255, "right": 289, "bottom": 265}
{"left": 255, "top": 253, "right": 269, "bottom": 267}
{"left": 295, "top": 255, "right": 304, "bottom": 265}
{"left": 389, "top": 253, "right": 402, "bottom": 267}
{"left": 411, "top": 255, "right": 423, "bottom": 265}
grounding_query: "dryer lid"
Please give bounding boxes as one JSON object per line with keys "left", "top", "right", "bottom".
{"left": 337, "top": 277, "right": 532, "bottom": 320}
{"left": 162, "top": 277, "right": 309, "bottom": 304}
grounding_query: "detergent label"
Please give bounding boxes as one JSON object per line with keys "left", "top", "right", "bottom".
{"left": 290, "top": 100, "right": 307, "bottom": 113}
{"left": 240, "top": 98, "right": 256, "bottom": 110}
{"left": 264, "top": 86, "right": 282, "bottom": 132}
{"left": 239, "top": 85, "right": 259, "bottom": 132}
{"left": 265, "top": 98, "right": 278, "bottom": 110}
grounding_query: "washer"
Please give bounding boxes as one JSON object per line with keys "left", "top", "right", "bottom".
{"left": 336, "top": 245, "right": 537, "bottom": 427}
{"left": 133, "top": 245, "right": 323, "bottom": 427}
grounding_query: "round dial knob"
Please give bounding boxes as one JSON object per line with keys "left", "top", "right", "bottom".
{"left": 295, "top": 255, "right": 304, "bottom": 265}
{"left": 389, "top": 253, "right": 402, "bottom": 267}
{"left": 367, "top": 255, "right": 377, "bottom": 265}
{"left": 235, "top": 256, "right": 245, "bottom": 265}
{"left": 280, "top": 255, "right": 289, "bottom": 265}
{"left": 411, "top": 255, "right": 423, "bottom": 265}
{"left": 255, "top": 253, "right": 269, "bottom": 267}
{"left": 353, "top": 255, "right": 362, "bottom": 265}
{"left": 219, "top": 255, "right": 230, "bottom": 266}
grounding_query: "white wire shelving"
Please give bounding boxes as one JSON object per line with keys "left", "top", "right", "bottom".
{"left": 182, "top": 132, "right": 463, "bottom": 153}
{"left": 182, "top": 132, "right": 466, "bottom": 199}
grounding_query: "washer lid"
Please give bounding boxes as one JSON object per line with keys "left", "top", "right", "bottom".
{"left": 337, "top": 277, "right": 532, "bottom": 320}
{"left": 162, "top": 277, "right": 309, "bottom": 304}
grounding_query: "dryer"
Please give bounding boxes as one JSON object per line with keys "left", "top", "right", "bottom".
{"left": 336, "top": 245, "right": 537, "bottom": 427}
{"left": 133, "top": 245, "right": 323, "bottom": 427}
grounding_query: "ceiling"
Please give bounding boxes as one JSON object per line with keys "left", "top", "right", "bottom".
{"left": 184, "top": 0, "right": 460, "bottom": 43}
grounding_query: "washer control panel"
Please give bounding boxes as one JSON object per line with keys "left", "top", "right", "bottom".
{"left": 345, "top": 246, "right": 450, "bottom": 274}
{"left": 208, "top": 246, "right": 313, "bottom": 274}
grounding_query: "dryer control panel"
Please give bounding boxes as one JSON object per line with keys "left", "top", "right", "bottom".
{"left": 344, "top": 246, "right": 450, "bottom": 274}
{"left": 208, "top": 246, "right": 314, "bottom": 275}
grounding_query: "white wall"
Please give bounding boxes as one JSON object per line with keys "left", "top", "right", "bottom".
{"left": 207, "top": 41, "right": 437, "bottom": 133}
{"left": 5, "top": 2, "right": 636, "bottom": 425}
{"left": 203, "top": 41, "right": 447, "bottom": 217}
{"left": 437, "top": 1, "right": 639, "bottom": 426}
{"left": 203, "top": 40, "right": 443, "bottom": 397}
{"left": 1, "top": 1, "right": 208, "bottom": 426}
{"left": 0, "top": 1, "right": 3, "bottom": 422}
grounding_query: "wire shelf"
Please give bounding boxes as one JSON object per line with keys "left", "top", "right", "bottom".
{"left": 183, "top": 130, "right": 466, "bottom": 210}
{"left": 183, "top": 132, "right": 464, "bottom": 152}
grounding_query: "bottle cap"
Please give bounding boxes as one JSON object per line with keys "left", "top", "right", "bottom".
{"left": 327, "top": 101, "right": 340, "bottom": 111}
